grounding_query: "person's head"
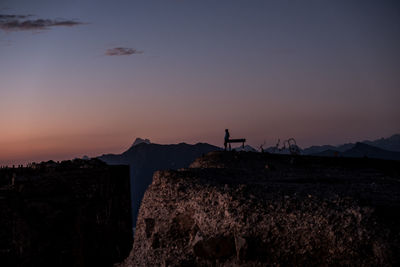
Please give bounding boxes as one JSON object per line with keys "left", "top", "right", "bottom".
{"left": 225, "top": 129, "right": 229, "bottom": 132}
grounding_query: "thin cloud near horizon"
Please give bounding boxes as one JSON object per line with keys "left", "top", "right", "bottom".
{"left": 0, "top": 13, "right": 84, "bottom": 32}
{"left": 105, "top": 47, "right": 144, "bottom": 56}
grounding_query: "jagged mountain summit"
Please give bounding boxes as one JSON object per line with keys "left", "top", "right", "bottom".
{"left": 131, "top": 138, "right": 151, "bottom": 147}
{"left": 98, "top": 140, "right": 221, "bottom": 227}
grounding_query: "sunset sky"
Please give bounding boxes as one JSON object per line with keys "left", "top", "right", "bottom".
{"left": 1, "top": 0, "right": 399, "bottom": 165}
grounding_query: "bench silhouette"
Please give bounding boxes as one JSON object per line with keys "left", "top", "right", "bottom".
{"left": 226, "top": 138, "right": 246, "bottom": 149}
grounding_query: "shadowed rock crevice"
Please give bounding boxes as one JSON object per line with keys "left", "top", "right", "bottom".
{"left": 144, "top": 218, "right": 155, "bottom": 238}
{"left": 193, "top": 235, "right": 235, "bottom": 260}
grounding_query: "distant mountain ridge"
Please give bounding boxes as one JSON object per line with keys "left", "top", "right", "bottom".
{"left": 303, "top": 134, "right": 400, "bottom": 154}
{"left": 266, "top": 134, "right": 400, "bottom": 161}
{"left": 98, "top": 139, "right": 221, "bottom": 228}
{"left": 363, "top": 134, "right": 400, "bottom": 152}
{"left": 312, "top": 142, "right": 400, "bottom": 161}
{"left": 342, "top": 142, "right": 400, "bottom": 160}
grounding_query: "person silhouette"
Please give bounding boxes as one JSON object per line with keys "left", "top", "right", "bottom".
{"left": 224, "top": 129, "right": 230, "bottom": 150}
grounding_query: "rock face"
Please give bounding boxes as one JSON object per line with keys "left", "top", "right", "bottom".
{"left": 0, "top": 159, "right": 132, "bottom": 267}
{"left": 121, "top": 152, "right": 400, "bottom": 266}
{"left": 98, "top": 142, "right": 221, "bottom": 227}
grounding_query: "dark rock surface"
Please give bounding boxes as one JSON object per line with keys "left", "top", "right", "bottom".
{"left": 120, "top": 152, "right": 400, "bottom": 266}
{"left": 0, "top": 159, "right": 132, "bottom": 267}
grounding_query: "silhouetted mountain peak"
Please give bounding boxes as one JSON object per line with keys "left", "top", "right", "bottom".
{"left": 131, "top": 138, "right": 151, "bottom": 147}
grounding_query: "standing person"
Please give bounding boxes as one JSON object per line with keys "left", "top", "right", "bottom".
{"left": 224, "top": 129, "right": 230, "bottom": 150}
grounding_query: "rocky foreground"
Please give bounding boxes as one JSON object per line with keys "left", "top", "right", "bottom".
{"left": 0, "top": 159, "right": 132, "bottom": 267}
{"left": 120, "top": 151, "right": 400, "bottom": 266}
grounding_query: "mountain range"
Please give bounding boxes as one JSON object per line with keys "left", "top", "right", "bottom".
{"left": 266, "top": 134, "right": 400, "bottom": 159}
{"left": 312, "top": 142, "right": 400, "bottom": 161}
{"left": 302, "top": 134, "right": 400, "bottom": 154}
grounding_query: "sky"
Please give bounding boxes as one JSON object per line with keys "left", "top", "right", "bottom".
{"left": 1, "top": 0, "right": 399, "bottom": 165}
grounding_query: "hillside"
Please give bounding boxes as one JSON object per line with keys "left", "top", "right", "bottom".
{"left": 119, "top": 151, "right": 400, "bottom": 266}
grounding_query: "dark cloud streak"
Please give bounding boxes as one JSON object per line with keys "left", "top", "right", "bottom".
{"left": 0, "top": 14, "right": 83, "bottom": 32}
{"left": 105, "top": 47, "right": 144, "bottom": 56}
{"left": 0, "top": 14, "right": 32, "bottom": 19}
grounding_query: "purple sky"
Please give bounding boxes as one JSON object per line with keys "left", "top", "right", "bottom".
{"left": 1, "top": 0, "right": 399, "bottom": 165}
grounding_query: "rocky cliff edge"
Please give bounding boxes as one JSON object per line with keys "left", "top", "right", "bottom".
{"left": 119, "top": 151, "right": 400, "bottom": 266}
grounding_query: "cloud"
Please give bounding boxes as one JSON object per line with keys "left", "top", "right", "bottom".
{"left": 0, "top": 14, "right": 32, "bottom": 19}
{"left": 0, "top": 13, "right": 84, "bottom": 32}
{"left": 105, "top": 47, "right": 144, "bottom": 56}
